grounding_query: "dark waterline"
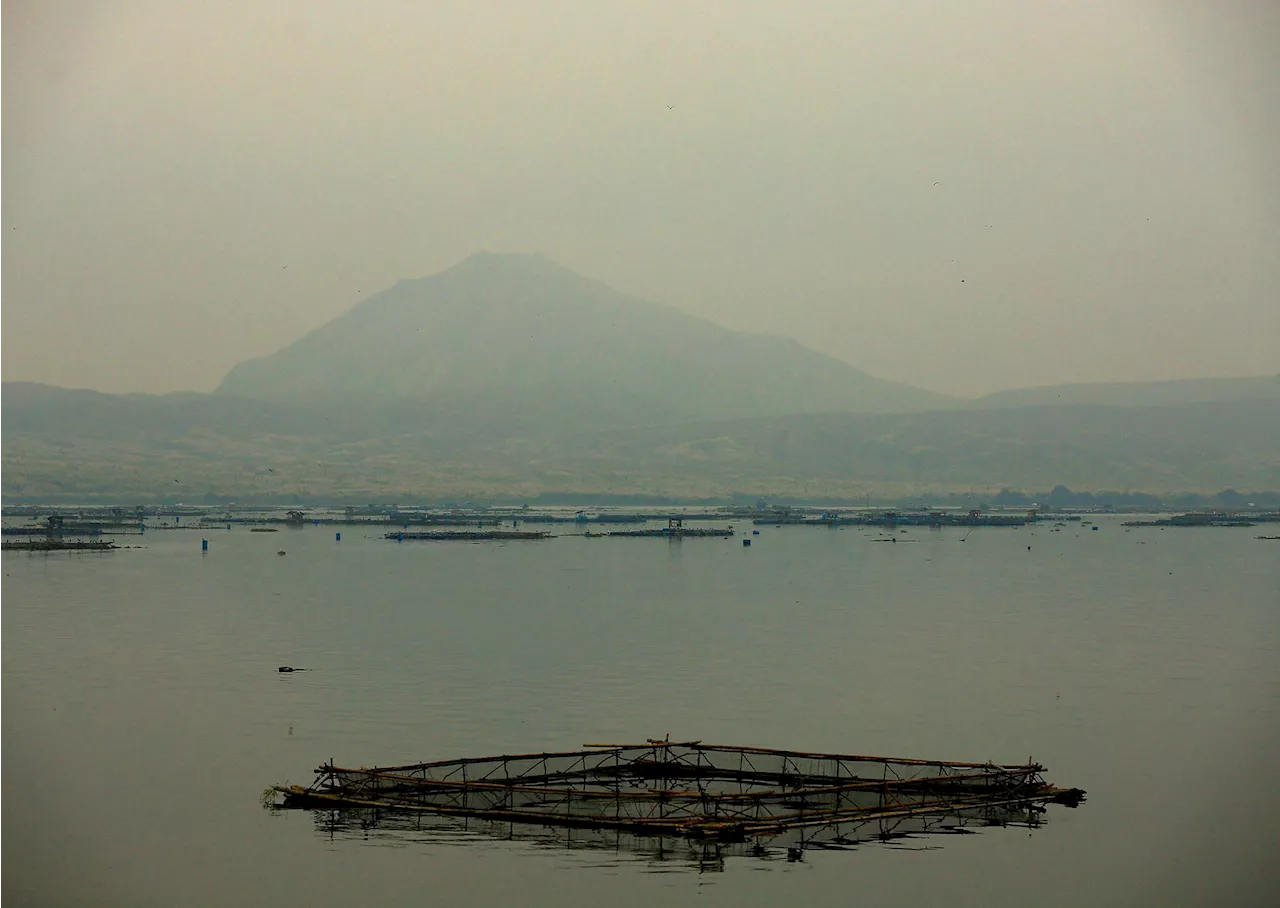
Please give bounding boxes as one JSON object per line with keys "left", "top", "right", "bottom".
{"left": 4, "top": 518, "right": 1278, "bottom": 906}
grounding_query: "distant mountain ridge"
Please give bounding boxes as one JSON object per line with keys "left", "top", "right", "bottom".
{"left": 216, "top": 252, "right": 951, "bottom": 421}
{"left": 7, "top": 251, "right": 1278, "bottom": 501}
{"left": 975, "top": 375, "right": 1280, "bottom": 409}
{"left": 4, "top": 382, "right": 1277, "bottom": 501}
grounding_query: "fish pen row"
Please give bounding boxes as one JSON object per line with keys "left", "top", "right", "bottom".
{"left": 2, "top": 524, "right": 145, "bottom": 536}
{"left": 212, "top": 516, "right": 503, "bottom": 527}
{"left": 2, "top": 539, "right": 118, "bottom": 552}
{"left": 387, "top": 531, "right": 552, "bottom": 541}
{"left": 605, "top": 528, "right": 735, "bottom": 538}
{"left": 1123, "top": 512, "right": 1280, "bottom": 527}
{"left": 271, "top": 741, "right": 1083, "bottom": 844}
{"left": 517, "top": 514, "right": 650, "bottom": 524}
{"left": 382, "top": 528, "right": 736, "bottom": 541}
{"left": 758, "top": 514, "right": 1032, "bottom": 527}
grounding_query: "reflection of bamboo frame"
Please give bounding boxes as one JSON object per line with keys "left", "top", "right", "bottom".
{"left": 302, "top": 800, "right": 1050, "bottom": 869}
{"left": 272, "top": 741, "right": 1084, "bottom": 845}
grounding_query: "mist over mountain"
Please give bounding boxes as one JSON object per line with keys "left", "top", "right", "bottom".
{"left": 5, "top": 381, "right": 1277, "bottom": 502}
{"left": 975, "top": 375, "right": 1280, "bottom": 409}
{"left": 6, "top": 253, "right": 1278, "bottom": 502}
{"left": 216, "top": 252, "right": 951, "bottom": 421}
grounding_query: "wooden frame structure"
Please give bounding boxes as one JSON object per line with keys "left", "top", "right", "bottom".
{"left": 273, "top": 740, "right": 1083, "bottom": 846}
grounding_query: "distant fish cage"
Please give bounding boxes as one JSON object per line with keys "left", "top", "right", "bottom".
{"left": 272, "top": 741, "right": 1083, "bottom": 847}
{"left": 2, "top": 539, "right": 117, "bottom": 552}
{"left": 606, "top": 528, "right": 734, "bottom": 538}
{"left": 386, "top": 530, "right": 552, "bottom": 541}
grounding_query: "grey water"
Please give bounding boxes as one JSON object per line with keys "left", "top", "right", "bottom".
{"left": 4, "top": 518, "right": 1278, "bottom": 907}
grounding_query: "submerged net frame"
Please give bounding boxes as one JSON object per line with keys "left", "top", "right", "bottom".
{"left": 274, "top": 740, "right": 1083, "bottom": 844}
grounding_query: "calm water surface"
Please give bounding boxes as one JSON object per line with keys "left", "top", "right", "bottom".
{"left": 4, "top": 518, "right": 1278, "bottom": 906}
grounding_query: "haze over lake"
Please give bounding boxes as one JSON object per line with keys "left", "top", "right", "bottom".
{"left": 4, "top": 2, "right": 1279, "bottom": 905}
{"left": 4, "top": 518, "right": 1278, "bottom": 906}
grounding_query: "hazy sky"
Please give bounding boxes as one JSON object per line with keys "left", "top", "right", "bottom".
{"left": 4, "top": 0, "right": 1278, "bottom": 397}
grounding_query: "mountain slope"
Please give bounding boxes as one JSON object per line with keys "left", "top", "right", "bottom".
{"left": 975, "top": 375, "right": 1280, "bottom": 409}
{"left": 5, "top": 383, "right": 1276, "bottom": 501}
{"left": 528, "top": 398, "right": 1280, "bottom": 494}
{"left": 216, "top": 252, "right": 951, "bottom": 421}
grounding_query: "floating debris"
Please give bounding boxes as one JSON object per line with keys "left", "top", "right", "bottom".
{"left": 270, "top": 741, "right": 1084, "bottom": 854}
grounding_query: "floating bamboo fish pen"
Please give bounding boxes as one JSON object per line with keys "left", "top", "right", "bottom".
{"left": 606, "top": 528, "right": 734, "bottom": 538}
{"left": 1, "top": 539, "right": 117, "bottom": 552}
{"left": 606, "top": 518, "right": 733, "bottom": 538}
{"left": 386, "top": 531, "right": 551, "bottom": 541}
{"left": 271, "top": 741, "right": 1083, "bottom": 848}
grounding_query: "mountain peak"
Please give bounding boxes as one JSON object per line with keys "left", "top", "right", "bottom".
{"left": 448, "top": 250, "right": 565, "bottom": 276}
{"left": 460, "top": 250, "right": 554, "bottom": 264}
{"left": 216, "top": 255, "right": 950, "bottom": 420}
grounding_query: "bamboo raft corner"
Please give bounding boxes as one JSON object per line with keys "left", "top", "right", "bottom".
{"left": 270, "top": 741, "right": 1085, "bottom": 848}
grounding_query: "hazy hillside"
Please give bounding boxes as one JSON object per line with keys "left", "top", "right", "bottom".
{"left": 8, "top": 252, "right": 1278, "bottom": 502}
{"left": 974, "top": 375, "right": 1280, "bottom": 409}
{"left": 217, "top": 252, "right": 951, "bottom": 420}
{"left": 530, "top": 398, "right": 1280, "bottom": 495}
{"left": 6, "top": 383, "right": 1276, "bottom": 502}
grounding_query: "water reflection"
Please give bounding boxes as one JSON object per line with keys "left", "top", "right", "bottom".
{"left": 292, "top": 801, "right": 1050, "bottom": 872}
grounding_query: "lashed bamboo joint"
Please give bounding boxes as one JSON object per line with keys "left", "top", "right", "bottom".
{"left": 272, "top": 741, "right": 1084, "bottom": 844}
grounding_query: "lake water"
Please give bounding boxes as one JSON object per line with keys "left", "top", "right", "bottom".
{"left": 4, "top": 517, "right": 1278, "bottom": 906}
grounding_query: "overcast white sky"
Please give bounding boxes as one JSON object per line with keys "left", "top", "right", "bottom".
{"left": 3, "top": 0, "right": 1278, "bottom": 396}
